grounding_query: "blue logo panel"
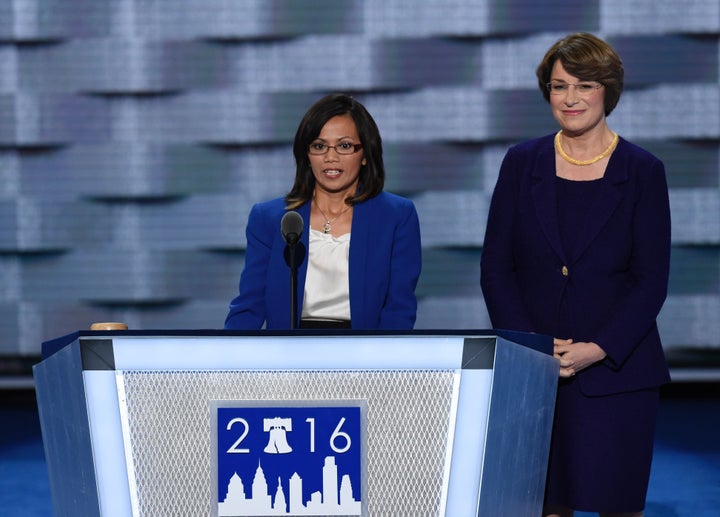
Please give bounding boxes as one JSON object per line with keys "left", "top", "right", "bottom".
{"left": 216, "top": 403, "right": 364, "bottom": 516}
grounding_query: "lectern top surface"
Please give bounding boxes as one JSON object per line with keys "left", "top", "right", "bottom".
{"left": 42, "top": 328, "right": 551, "bottom": 360}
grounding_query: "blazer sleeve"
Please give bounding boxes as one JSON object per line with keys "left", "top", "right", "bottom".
{"left": 224, "top": 203, "right": 273, "bottom": 329}
{"left": 480, "top": 147, "right": 536, "bottom": 332}
{"left": 377, "top": 199, "right": 422, "bottom": 329}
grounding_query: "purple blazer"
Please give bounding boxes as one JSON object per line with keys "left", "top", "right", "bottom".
{"left": 481, "top": 134, "right": 671, "bottom": 396}
{"left": 225, "top": 191, "right": 422, "bottom": 330}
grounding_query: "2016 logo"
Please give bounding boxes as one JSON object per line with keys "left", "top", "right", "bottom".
{"left": 215, "top": 404, "right": 365, "bottom": 516}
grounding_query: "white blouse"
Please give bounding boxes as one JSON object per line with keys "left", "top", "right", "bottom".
{"left": 301, "top": 229, "right": 351, "bottom": 321}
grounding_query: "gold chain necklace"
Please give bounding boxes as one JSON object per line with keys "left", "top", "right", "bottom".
{"left": 555, "top": 130, "right": 619, "bottom": 166}
{"left": 313, "top": 196, "right": 352, "bottom": 234}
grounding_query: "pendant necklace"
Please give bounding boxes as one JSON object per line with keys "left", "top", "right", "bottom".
{"left": 555, "top": 130, "right": 619, "bottom": 166}
{"left": 313, "top": 196, "right": 352, "bottom": 234}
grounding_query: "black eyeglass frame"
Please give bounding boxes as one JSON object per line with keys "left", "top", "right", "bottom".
{"left": 308, "top": 142, "right": 364, "bottom": 155}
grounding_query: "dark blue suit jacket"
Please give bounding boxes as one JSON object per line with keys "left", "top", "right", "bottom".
{"left": 225, "top": 191, "right": 422, "bottom": 330}
{"left": 481, "top": 134, "right": 671, "bottom": 396}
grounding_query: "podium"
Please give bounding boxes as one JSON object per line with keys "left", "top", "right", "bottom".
{"left": 34, "top": 330, "right": 558, "bottom": 516}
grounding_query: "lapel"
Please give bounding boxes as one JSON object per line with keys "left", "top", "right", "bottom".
{"left": 531, "top": 137, "right": 628, "bottom": 264}
{"left": 296, "top": 201, "right": 312, "bottom": 312}
{"left": 531, "top": 140, "right": 566, "bottom": 262}
{"left": 347, "top": 197, "right": 370, "bottom": 322}
{"left": 572, "top": 146, "right": 627, "bottom": 261}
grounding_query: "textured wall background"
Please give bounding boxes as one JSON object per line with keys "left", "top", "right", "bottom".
{"left": 0, "top": 0, "right": 718, "bottom": 357}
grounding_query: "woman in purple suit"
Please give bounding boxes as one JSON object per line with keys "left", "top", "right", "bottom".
{"left": 225, "top": 93, "right": 421, "bottom": 330}
{"left": 480, "top": 33, "right": 671, "bottom": 517}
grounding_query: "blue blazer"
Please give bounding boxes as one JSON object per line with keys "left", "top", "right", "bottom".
{"left": 225, "top": 191, "right": 422, "bottom": 330}
{"left": 480, "top": 134, "right": 671, "bottom": 396}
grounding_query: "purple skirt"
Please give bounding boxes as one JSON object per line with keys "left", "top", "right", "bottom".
{"left": 544, "top": 378, "right": 660, "bottom": 512}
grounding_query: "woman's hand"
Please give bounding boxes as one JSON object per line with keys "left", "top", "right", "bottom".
{"left": 553, "top": 338, "right": 607, "bottom": 378}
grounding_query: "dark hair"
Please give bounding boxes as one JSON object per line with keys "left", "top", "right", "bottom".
{"left": 285, "top": 93, "right": 384, "bottom": 209}
{"left": 536, "top": 32, "right": 624, "bottom": 116}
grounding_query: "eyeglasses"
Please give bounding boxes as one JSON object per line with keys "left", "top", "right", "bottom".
{"left": 308, "top": 142, "right": 363, "bottom": 155}
{"left": 546, "top": 81, "right": 603, "bottom": 96}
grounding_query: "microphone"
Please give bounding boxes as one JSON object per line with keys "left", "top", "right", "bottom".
{"left": 281, "top": 211, "right": 303, "bottom": 245}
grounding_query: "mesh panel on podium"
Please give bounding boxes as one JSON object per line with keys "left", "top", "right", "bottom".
{"left": 121, "top": 369, "right": 456, "bottom": 515}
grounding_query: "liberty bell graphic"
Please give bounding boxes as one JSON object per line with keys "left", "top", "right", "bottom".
{"left": 263, "top": 417, "right": 293, "bottom": 454}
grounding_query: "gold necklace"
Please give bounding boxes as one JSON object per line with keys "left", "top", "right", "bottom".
{"left": 555, "top": 130, "right": 619, "bottom": 166}
{"left": 313, "top": 196, "right": 352, "bottom": 234}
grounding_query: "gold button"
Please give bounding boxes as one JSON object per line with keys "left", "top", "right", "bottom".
{"left": 561, "top": 265, "right": 569, "bottom": 277}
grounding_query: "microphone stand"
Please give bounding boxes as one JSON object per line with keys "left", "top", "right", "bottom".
{"left": 281, "top": 210, "right": 304, "bottom": 330}
{"left": 287, "top": 240, "right": 299, "bottom": 329}
{"left": 283, "top": 231, "right": 305, "bottom": 330}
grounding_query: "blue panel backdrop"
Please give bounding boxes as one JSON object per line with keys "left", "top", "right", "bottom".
{"left": 0, "top": 0, "right": 718, "bottom": 362}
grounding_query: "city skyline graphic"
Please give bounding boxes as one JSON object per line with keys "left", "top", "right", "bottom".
{"left": 218, "top": 455, "right": 361, "bottom": 516}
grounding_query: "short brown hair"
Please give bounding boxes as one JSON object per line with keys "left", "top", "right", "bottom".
{"left": 536, "top": 32, "right": 624, "bottom": 116}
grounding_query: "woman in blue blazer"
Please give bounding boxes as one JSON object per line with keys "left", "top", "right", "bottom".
{"left": 481, "top": 34, "right": 671, "bottom": 517}
{"left": 225, "top": 94, "right": 421, "bottom": 330}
